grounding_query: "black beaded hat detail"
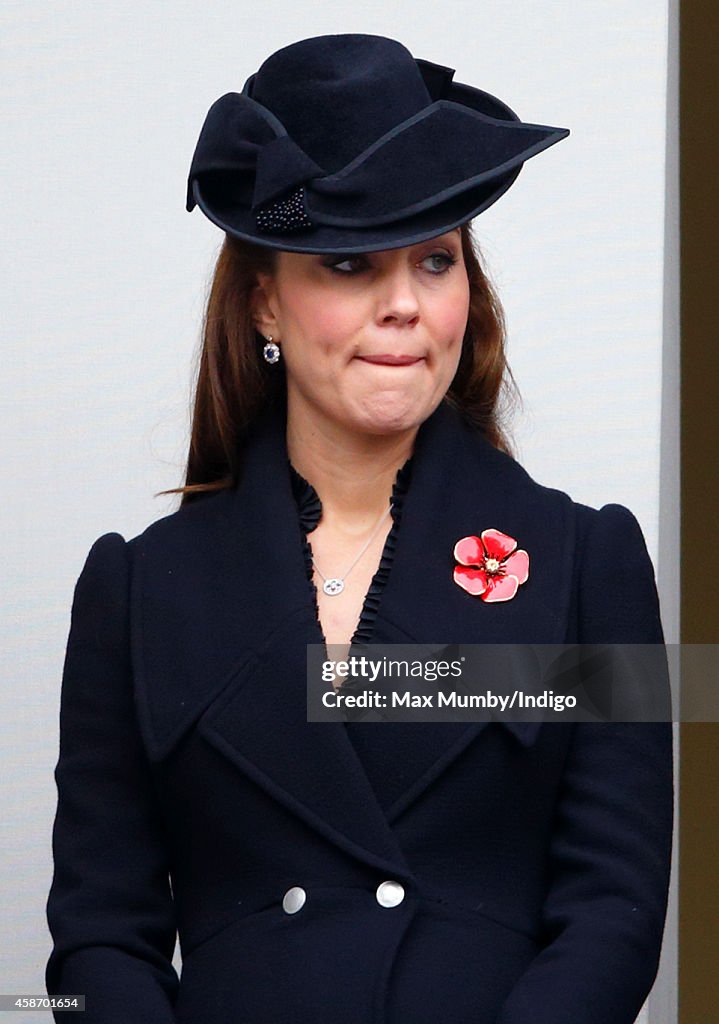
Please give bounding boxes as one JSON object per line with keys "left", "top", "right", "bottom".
{"left": 186, "top": 34, "right": 569, "bottom": 254}
{"left": 254, "top": 187, "right": 313, "bottom": 234}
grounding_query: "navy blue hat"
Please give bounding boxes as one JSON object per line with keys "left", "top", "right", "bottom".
{"left": 186, "top": 34, "right": 569, "bottom": 253}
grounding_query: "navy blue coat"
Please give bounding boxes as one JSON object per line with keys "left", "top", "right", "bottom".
{"left": 46, "top": 401, "right": 673, "bottom": 1024}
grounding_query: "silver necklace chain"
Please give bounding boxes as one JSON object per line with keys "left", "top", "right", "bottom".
{"left": 312, "top": 506, "right": 392, "bottom": 596}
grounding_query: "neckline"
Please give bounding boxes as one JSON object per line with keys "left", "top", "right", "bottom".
{"left": 288, "top": 457, "right": 414, "bottom": 646}
{"left": 287, "top": 457, "right": 413, "bottom": 533}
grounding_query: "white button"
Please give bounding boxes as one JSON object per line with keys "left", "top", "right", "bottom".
{"left": 375, "top": 880, "right": 405, "bottom": 908}
{"left": 282, "top": 886, "right": 306, "bottom": 914}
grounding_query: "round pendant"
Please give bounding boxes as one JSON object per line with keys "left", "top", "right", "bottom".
{"left": 323, "top": 578, "right": 344, "bottom": 596}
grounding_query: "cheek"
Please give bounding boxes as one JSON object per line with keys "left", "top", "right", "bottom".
{"left": 284, "top": 289, "right": 361, "bottom": 356}
{"left": 434, "top": 286, "right": 470, "bottom": 352}
{"left": 307, "top": 299, "right": 361, "bottom": 347}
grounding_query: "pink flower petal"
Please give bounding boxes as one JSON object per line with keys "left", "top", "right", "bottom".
{"left": 481, "top": 574, "right": 520, "bottom": 603}
{"left": 453, "top": 566, "right": 488, "bottom": 596}
{"left": 481, "top": 528, "right": 517, "bottom": 561}
{"left": 453, "top": 535, "right": 485, "bottom": 566}
{"left": 503, "top": 549, "right": 529, "bottom": 585}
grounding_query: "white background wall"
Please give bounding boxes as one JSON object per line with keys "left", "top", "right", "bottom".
{"left": 2, "top": 2, "right": 677, "bottom": 1020}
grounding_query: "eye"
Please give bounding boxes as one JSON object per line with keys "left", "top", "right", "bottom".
{"left": 324, "top": 256, "right": 367, "bottom": 275}
{"left": 421, "top": 251, "right": 458, "bottom": 274}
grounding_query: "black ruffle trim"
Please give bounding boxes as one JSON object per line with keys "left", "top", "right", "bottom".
{"left": 288, "top": 458, "right": 413, "bottom": 644}
{"left": 287, "top": 462, "right": 326, "bottom": 640}
{"left": 289, "top": 463, "right": 323, "bottom": 534}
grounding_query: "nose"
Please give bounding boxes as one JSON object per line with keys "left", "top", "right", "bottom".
{"left": 376, "top": 264, "right": 420, "bottom": 328}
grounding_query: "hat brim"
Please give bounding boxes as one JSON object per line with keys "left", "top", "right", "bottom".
{"left": 194, "top": 165, "right": 524, "bottom": 255}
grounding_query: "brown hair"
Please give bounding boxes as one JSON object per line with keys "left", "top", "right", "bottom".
{"left": 168, "top": 222, "right": 518, "bottom": 505}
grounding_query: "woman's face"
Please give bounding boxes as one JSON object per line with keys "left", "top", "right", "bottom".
{"left": 253, "top": 228, "right": 470, "bottom": 440}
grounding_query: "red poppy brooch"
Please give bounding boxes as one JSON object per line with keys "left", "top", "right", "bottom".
{"left": 453, "top": 529, "right": 529, "bottom": 603}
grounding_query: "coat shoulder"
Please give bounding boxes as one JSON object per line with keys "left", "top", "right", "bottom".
{"left": 570, "top": 500, "right": 663, "bottom": 643}
{"left": 467, "top": 428, "right": 644, "bottom": 529}
{"left": 68, "top": 490, "right": 237, "bottom": 653}
{"left": 454, "top": 419, "right": 662, "bottom": 642}
{"left": 467, "top": 421, "right": 653, "bottom": 557}
{"left": 124, "top": 486, "right": 236, "bottom": 559}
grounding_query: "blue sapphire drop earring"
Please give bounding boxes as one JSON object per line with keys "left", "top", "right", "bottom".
{"left": 262, "top": 335, "right": 281, "bottom": 364}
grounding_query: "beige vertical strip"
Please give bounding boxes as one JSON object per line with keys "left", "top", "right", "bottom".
{"left": 679, "top": 0, "right": 719, "bottom": 1019}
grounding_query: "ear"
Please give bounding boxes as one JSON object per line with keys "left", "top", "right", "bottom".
{"left": 250, "top": 273, "right": 280, "bottom": 339}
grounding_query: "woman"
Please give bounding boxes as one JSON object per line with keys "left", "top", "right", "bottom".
{"left": 46, "top": 33, "right": 673, "bottom": 1024}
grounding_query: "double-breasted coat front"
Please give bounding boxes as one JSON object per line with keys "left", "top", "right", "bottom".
{"left": 46, "top": 401, "right": 673, "bottom": 1024}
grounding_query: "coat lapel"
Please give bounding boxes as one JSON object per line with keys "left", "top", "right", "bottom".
{"left": 343, "top": 401, "right": 575, "bottom": 820}
{"left": 132, "top": 406, "right": 412, "bottom": 876}
{"left": 132, "top": 401, "right": 575, "bottom": 872}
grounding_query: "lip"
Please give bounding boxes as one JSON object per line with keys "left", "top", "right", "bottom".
{"left": 356, "top": 354, "right": 425, "bottom": 366}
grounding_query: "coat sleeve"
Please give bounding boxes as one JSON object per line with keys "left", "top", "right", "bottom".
{"left": 496, "top": 503, "right": 674, "bottom": 1024}
{"left": 46, "top": 533, "right": 179, "bottom": 1023}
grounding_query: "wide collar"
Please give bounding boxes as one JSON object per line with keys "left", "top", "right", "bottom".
{"left": 131, "top": 401, "right": 576, "bottom": 880}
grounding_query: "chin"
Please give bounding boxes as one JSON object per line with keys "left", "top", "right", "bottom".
{"left": 348, "top": 394, "right": 438, "bottom": 437}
